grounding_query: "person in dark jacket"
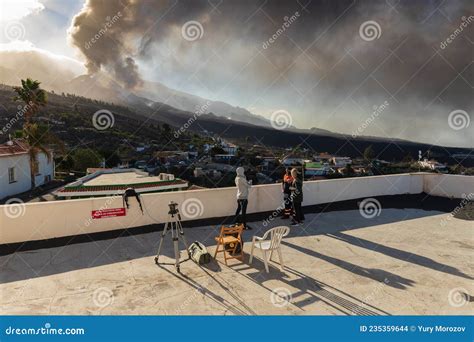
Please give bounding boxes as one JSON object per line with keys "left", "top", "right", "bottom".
{"left": 290, "top": 168, "right": 304, "bottom": 226}
{"left": 282, "top": 168, "right": 294, "bottom": 218}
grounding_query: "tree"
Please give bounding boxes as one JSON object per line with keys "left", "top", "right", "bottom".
{"left": 13, "top": 79, "right": 52, "bottom": 190}
{"left": 72, "top": 149, "right": 101, "bottom": 172}
{"left": 209, "top": 146, "right": 225, "bottom": 156}
{"left": 99, "top": 149, "right": 122, "bottom": 168}
{"left": 13, "top": 78, "right": 47, "bottom": 125}
{"left": 402, "top": 153, "right": 414, "bottom": 163}
{"left": 344, "top": 163, "right": 355, "bottom": 176}
{"left": 363, "top": 145, "right": 375, "bottom": 162}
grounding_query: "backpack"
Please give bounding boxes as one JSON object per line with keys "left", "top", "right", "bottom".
{"left": 188, "top": 241, "right": 211, "bottom": 265}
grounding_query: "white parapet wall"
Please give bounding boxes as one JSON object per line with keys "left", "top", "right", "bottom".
{"left": 0, "top": 173, "right": 471, "bottom": 245}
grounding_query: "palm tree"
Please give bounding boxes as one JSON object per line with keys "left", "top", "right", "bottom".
{"left": 23, "top": 123, "right": 64, "bottom": 189}
{"left": 13, "top": 79, "right": 56, "bottom": 190}
{"left": 13, "top": 78, "right": 47, "bottom": 125}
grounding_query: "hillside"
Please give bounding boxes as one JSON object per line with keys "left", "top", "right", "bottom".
{"left": 0, "top": 84, "right": 472, "bottom": 166}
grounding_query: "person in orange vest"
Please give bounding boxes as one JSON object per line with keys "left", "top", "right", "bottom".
{"left": 281, "top": 168, "right": 294, "bottom": 219}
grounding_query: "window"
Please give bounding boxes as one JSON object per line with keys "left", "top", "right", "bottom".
{"left": 8, "top": 167, "right": 16, "bottom": 183}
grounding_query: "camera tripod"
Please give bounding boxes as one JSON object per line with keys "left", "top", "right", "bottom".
{"left": 154, "top": 202, "right": 190, "bottom": 273}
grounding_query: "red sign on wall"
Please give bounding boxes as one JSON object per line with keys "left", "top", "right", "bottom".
{"left": 92, "top": 208, "right": 126, "bottom": 219}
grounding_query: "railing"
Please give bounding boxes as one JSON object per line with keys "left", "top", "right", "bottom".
{"left": 0, "top": 173, "right": 472, "bottom": 245}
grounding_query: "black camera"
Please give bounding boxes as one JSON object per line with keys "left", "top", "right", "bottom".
{"left": 168, "top": 201, "right": 179, "bottom": 216}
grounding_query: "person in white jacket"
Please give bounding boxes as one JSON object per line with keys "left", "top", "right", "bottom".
{"left": 234, "top": 166, "right": 252, "bottom": 230}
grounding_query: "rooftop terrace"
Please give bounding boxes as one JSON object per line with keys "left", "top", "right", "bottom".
{"left": 1, "top": 203, "right": 472, "bottom": 315}
{"left": 0, "top": 174, "right": 472, "bottom": 315}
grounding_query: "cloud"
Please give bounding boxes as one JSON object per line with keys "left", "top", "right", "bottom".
{"left": 0, "top": 0, "right": 45, "bottom": 22}
{"left": 65, "top": 0, "right": 473, "bottom": 147}
{"left": 0, "top": 40, "right": 85, "bottom": 75}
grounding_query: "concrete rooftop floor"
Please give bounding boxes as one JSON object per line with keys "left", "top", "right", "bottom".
{"left": 0, "top": 208, "right": 472, "bottom": 315}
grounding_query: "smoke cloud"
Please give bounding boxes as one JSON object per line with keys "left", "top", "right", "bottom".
{"left": 68, "top": 0, "right": 473, "bottom": 147}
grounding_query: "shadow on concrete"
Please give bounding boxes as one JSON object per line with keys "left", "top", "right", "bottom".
{"left": 156, "top": 259, "right": 257, "bottom": 315}
{"left": 234, "top": 256, "right": 391, "bottom": 315}
{"left": 327, "top": 232, "right": 473, "bottom": 280}
{"left": 0, "top": 205, "right": 464, "bottom": 285}
{"left": 281, "top": 240, "right": 415, "bottom": 290}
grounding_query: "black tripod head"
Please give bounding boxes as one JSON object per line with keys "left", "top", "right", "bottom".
{"left": 168, "top": 201, "right": 180, "bottom": 217}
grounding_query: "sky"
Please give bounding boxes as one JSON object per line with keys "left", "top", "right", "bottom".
{"left": 0, "top": 0, "right": 472, "bottom": 148}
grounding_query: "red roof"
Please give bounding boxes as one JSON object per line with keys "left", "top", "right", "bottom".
{"left": 0, "top": 139, "right": 29, "bottom": 157}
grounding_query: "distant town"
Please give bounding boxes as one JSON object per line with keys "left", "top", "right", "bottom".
{"left": 2, "top": 132, "right": 473, "bottom": 203}
{"left": 0, "top": 80, "right": 472, "bottom": 203}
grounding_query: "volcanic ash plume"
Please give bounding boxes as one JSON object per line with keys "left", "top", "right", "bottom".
{"left": 68, "top": 0, "right": 208, "bottom": 89}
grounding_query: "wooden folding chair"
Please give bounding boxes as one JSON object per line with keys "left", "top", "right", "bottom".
{"left": 213, "top": 224, "right": 244, "bottom": 265}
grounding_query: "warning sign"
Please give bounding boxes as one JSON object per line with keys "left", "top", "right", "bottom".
{"left": 92, "top": 208, "right": 126, "bottom": 219}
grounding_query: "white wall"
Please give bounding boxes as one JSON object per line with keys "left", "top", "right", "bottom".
{"left": 423, "top": 173, "right": 473, "bottom": 198}
{"left": 34, "top": 152, "right": 54, "bottom": 187}
{"left": 0, "top": 173, "right": 471, "bottom": 245}
{"left": 0, "top": 154, "right": 30, "bottom": 200}
{"left": 0, "top": 152, "right": 54, "bottom": 200}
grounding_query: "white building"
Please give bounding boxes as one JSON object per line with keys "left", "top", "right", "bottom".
{"left": 0, "top": 139, "right": 54, "bottom": 200}
{"left": 222, "top": 143, "right": 238, "bottom": 156}
{"left": 55, "top": 169, "right": 188, "bottom": 198}
{"left": 332, "top": 157, "right": 352, "bottom": 168}
{"left": 419, "top": 159, "right": 448, "bottom": 172}
{"left": 280, "top": 155, "right": 306, "bottom": 166}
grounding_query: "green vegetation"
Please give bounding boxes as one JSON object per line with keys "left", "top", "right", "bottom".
{"left": 13, "top": 78, "right": 63, "bottom": 189}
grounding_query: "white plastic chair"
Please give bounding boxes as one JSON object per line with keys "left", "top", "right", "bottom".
{"left": 249, "top": 226, "right": 290, "bottom": 273}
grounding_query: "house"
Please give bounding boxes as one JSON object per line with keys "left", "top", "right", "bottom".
{"left": 332, "top": 157, "right": 352, "bottom": 168}
{"left": 0, "top": 139, "right": 54, "bottom": 200}
{"left": 419, "top": 159, "right": 448, "bottom": 173}
{"left": 55, "top": 169, "right": 188, "bottom": 199}
{"left": 304, "top": 161, "right": 334, "bottom": 177}
{"left": 213, "top": 154, "right": 236, "bottom": 163}
{"left": 222, "top": 143, "right": 238, "bottom": 156}
{"left": 280, "top": 154, "right": 305, "bottom": 166}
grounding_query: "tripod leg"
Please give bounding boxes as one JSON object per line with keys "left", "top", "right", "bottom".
{"left": 177, "top": 220, "right": 190, "bottom": 257}
{"left": 172, "top": 221, "right": 181, "bottom": 272}
{"left": 155, "top": 222, "right": 168, "bottom": 264}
